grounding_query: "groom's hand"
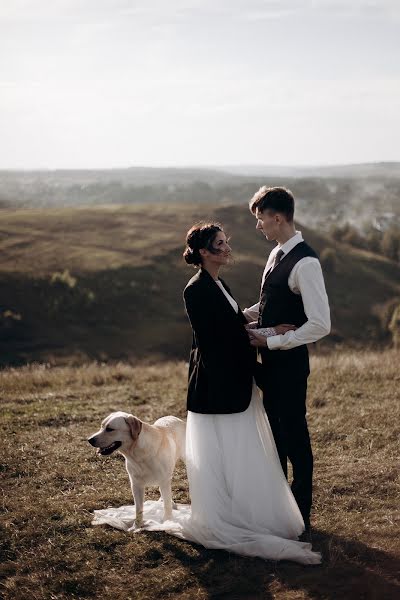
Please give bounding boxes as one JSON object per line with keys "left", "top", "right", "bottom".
{"left": 248, "top": 330, "right": 268, "bottom": 347}
{"left": 275, "top": 324, "right": 297, "bottom": 335}
{"left": 248, "top": 324, "right": 297, "bottom": 347}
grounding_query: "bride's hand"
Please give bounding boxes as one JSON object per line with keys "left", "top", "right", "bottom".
{"left": 248, "top": 324, "right": 297, "bottom": 346}
{"left": 274, "top": 324, "right": 297, "bottom": 335}
{"left": 245, "top": 321, "right": 258, "bottom": 330}
{"left": 248, "top": 330, "right": 268, "bottom": 347}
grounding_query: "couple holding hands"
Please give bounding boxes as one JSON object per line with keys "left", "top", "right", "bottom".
{"left": 94, "top": 186, "right": 331, "bottom": 565}
{"left": 179, "top": 186, "right": 330, "bottom": 564}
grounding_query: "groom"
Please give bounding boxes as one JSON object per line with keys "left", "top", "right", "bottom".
{"left": 244, "top": 186, "right": 330, "bottom": 532}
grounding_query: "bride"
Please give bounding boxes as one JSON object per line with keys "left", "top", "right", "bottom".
{"left": 94, "top": 222, "right": 321, "bottom": 565}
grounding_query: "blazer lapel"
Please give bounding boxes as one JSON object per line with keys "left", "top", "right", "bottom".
{"left": 218, "top": 276, "right": 248, "bottom": 325}
{"left": 199, "top": 269, "right": 239, "bottom": 317}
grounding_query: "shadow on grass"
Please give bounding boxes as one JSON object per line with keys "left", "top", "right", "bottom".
{"left": 159, "top": 528, "right": 400, "bottom": 600}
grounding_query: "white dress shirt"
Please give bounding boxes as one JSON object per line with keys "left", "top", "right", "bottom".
{"left": 243, "top": 231, "right": 331, "bottom": 350}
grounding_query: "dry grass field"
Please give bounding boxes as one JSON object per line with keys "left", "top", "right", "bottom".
{"left": 1, "top": 203, "right": 400, "bottom": 366}
{"left": 1, "top": 350, "right": 399, "bottom": 600}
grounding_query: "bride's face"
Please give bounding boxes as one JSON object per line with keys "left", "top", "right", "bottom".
{"left": 200, "top": 231, "right": 231, "bottom": 266}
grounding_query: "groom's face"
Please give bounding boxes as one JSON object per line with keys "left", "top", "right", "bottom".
{"left": 255, "top": 208, "right": 280, "bottom": 241}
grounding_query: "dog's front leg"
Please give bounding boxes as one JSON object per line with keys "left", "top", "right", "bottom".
{"left": 126, "top": 467, "right": 144, "bottom": 529}
{"left": 159, "top": 480, "right": 173, "bottom": 521}
{"left": 131, "top": 483, "right": 145, "bottom": 529}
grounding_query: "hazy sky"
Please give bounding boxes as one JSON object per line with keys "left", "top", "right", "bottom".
{"left": 1, "top": 0, "right": 399, "bottom": 168}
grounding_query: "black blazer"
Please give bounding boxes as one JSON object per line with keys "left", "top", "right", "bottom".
{"left": 183, "top": 268, "right": 256, "bottom": 414}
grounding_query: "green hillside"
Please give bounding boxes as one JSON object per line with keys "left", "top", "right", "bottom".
{"left": 0, "top": 203, "right": 399, "bottom": 365}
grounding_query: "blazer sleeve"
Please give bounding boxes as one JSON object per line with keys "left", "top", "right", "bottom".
{"left": 183, "top": 284, "right": 220, "bottom": 368}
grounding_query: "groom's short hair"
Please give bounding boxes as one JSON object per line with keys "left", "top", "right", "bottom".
{"left": 249, "top": 186, "right": 294, "bottom": 222}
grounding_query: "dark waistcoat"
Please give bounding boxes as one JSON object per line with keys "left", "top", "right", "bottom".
{"left": 259, "top": 241, "right": 318, "bottom": 377}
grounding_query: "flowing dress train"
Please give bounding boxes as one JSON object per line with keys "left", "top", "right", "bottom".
{"left": 93, "top": 383, "right": 321, "bottom": 565}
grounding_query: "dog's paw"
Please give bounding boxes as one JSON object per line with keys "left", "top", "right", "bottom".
{"left": 128, "top": 523, "right": 144, "bottom": 532}
{"left": 128, "top": 518, "right": 151, "bottom": 532}
{"left": 162, "top": 513, "right": 173, "bottom": 522}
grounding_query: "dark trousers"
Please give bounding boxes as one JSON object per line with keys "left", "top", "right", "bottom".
{"left": 262, "top": 374, "right": 313, "bottom": 526}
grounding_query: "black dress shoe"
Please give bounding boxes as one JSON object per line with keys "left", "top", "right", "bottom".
{"left": 298, "top": 517, "right": 312, "bottom": 543}
{"left": 298, "top": 529, "right": 312, "bottom": 543}
{"left": 303, "top": 519, "right": 311, "bottom": 533}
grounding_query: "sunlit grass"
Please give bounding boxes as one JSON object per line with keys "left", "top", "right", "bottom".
{"left": 1, "top": 351, "right": 399, "bottom": 599}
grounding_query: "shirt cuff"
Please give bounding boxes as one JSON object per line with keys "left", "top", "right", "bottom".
{"left": 266, "top": 334, "right": 282, "bottom": 350}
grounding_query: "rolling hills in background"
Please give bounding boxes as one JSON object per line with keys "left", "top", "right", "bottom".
{"left": 1, "top": 202, "right": 399, "bottom": 366}
{"left": 1, "top": 163, "right": 399, "bottom": 232}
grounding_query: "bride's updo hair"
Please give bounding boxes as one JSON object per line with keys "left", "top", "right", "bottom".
{"left": 183, "top": 222, "right": 224, "bottom": 266}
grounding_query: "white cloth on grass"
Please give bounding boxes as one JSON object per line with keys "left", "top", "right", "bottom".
{"left": 93, "top": 383, "right": 321, "bottom": 565}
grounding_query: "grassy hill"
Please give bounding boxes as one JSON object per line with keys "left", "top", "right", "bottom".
{"left": 0, "top": 203, "right": 399, "bottom": 365}
{"left": 1, "top": 352, "right": 399, "bottom": 598}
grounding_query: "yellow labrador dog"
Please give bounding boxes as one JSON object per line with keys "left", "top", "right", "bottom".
{"left": 88, "top": 411, "right": 186, "bottom": 529}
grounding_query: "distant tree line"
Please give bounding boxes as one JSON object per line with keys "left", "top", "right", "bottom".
{"left": 329, "top": 223, "right": 400, "bottom": 262}
{"left": 1, "top": 172, "right": 399, "bottom": 223}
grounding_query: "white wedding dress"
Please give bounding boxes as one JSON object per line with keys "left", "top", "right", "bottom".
{"left": 93, "top": 283, "right": 321, "bottom": 565}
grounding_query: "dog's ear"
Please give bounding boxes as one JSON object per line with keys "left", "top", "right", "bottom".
{"left": 125, "top": 415, "right": 142, "bottom": 440}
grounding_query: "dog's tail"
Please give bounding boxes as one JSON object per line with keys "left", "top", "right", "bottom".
{"left": 176, "top": 419, "right": 186, "bottom": 462}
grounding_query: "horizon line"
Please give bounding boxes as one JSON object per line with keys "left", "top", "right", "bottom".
{"left": 1, "top": 160, "right": 399, "bottom": 172}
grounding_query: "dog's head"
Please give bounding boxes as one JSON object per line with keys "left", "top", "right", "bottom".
{"left": 87, "top": 411, "right": 143, "bottom": 456}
